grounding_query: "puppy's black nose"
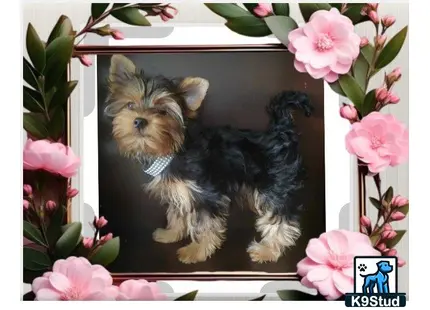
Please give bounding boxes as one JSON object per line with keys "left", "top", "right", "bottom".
{"left": 133, "top": 117, "right": 148, "bottom": 129}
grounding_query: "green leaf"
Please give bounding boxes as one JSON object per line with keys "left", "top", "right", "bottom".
{"left": 328, "top": 81, "right": 346, "bottom": 96}
{"left": 299, "top": 3, "right": 331, "bottom": 22}
{"left": 383, "top": 186, "right": 394, "bottom": 206}
{"left": 369, "top": 196, "right": 381, "bottom": 210}
{"left": 385, "top": 230, "right": 406, "bottom": 249}
{"left": 361, "top": 44, "right": 375, "bottom": 64}
{"left": 111, "top": 7, "right": 151, "bottom": 26}
{"left": 23, "top": 247, "right": 51, "bottom": 271}
{"left": 250, "top": 295, "right": 266, "bottom": 301}
{"left": 277, "top": 290, "right": 326, "bottom": 301}
{"left": 50, "top": 80, "right": 78, "bottom": 109}
{"left": 47, "top": 15, "right": 74, "bottom": 44}
{"left": 375, "top": 26, "right": 408, "bottom": 69}
{"left": 89, "top": 237, "right": 120, "bottom": 266}
{"left": 23, "top": 86, "right": 44, "bottom": 113}
{"left": 264, "top": 15, "right": 298, "bottom": 46}
{"left": 23, "top": 57, "right": 40, "bottom": 90}
{"left": 92, "top": 3, "right": 110, "bottom": 19}
{"left": 272, "top": 3, "right": 289, "bottom": 16}
{"left": 204, "top": 3, "right": 251, "bottom": 19}
{"left": 353, "top": 53, "right": 368, "bottom": 91}
{"left": 44, "top": 35, "right": 75, "bottom": 91}
{"left": 26, "top": 23, "right": 46, "bottom": 73}
{"left": 174, "top": 290, "right": 198, "bottom": 301}
{"left": 225, "top": 16, "right": 271, "bottom": 37}
{"left": 23, "top": 113, "right": 49, "bottom": 139}
{"left": 55, "top": 222, "right": 82, "bottom": 258}
{"left": 398, "top": 204, "right": 409, "bottom": 216}
{"left": 46, "top": 205, "right": 65, "bottom": 247}
{"left": 370, "top": 233, "right": 380, "bottom": 246}
{"left": 48, "top": 106, "right": 65, "bottom": 141}
{"left": 23, "top": 221, "right": 47, "bottom": 247}
{"left": 362, "top": 89, "right": 377, "bottom": 117}
{"left": 338, "top": 74, "right": 365, "bottom": 111}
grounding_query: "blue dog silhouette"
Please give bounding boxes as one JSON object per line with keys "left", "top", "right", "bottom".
{"left": 361, "top": 261, "right": 393, "bottom": 294}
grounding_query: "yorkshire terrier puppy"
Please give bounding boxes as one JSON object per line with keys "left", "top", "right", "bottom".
{"left": 105, "top": 54, "right": 312, "bottom": 264}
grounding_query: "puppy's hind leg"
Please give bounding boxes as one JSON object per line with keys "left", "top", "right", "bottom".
{"left": 153, "top": 205, "right": 187, "bottom": 243}
{"left": 248, "top": 209, "right": 301, "bottom": 263}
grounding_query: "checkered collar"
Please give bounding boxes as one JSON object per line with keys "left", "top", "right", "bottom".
{"left": 142, "top": 155, "right": 174, "bottom": 177}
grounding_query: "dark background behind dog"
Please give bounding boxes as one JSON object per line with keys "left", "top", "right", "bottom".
{"left": 96, "top": 51, "right": 325, "bottom": 273}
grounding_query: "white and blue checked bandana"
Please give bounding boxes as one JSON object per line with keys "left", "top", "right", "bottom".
{"left": 142, "top": 155, "right": 174, "bottom": 177}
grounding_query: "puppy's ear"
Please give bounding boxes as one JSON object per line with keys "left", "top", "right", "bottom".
{"left": 177, "top": 77, "right": 209, "bottom": 111}
{"left": 109, "top": 54, "right": 137, "bottom": 83}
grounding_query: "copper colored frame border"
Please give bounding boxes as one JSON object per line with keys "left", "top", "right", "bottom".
{"left": 68, "top": 43, "right": 365, "bottom": 282}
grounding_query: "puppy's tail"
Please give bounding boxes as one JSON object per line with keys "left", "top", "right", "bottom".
{"left": 266, "top": 91, "right": 313, "bottom": 132}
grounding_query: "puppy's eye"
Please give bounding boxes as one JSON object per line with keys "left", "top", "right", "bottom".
{"left": 127, "top": 102, "right": 135, "bottom": 110}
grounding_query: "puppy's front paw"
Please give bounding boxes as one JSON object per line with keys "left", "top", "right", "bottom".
{"left": 177, "top": 243, "right": 208, "bottom": 264}
{"left": 247, "top": 241, "right": 281, "bottom": 263}
{"left": 152, "top": 228, "right": 182, "bottom": 243}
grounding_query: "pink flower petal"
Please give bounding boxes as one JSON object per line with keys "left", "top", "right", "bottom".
{"left": 66, "top": 260, "right": 92, "bottom": 290}
{"left": 297, "top": 257, "right": 320, "bottom": 276}
{"left": 313, "top": 277, "right": 342, "bottom": 300}
{"left": 304, "top": 64, "right": 331, "bottom": 79}
{"left": 294, "top": 59, "right": 306, "bottom": 73}
{"left": 301, "top": 276, "right": 316, "bottom": 289}
{"left": 330, "top": 61, "right": 351, "bottom": 74}
{"left": 326, "top": 230, "right": 349, "bottom": 254}
{"left": 333, "top": 270, "right": 354, "bottom": 294}
{"left": 306, "top": 238, "right": 329, "bottom": 264}
{"left": 49, "top": 273, "right": 71, "bottom": 292}
{"left": 306, "top": 265, "right": 331, "bottom": 282}
{"left": 32, "top": 277, "right": 51, "bottom": 293}
{"left": 36, "top": 288, "right": 62, "bottom": 301}
{"left": 330, "top": 22, "right": 350, "bottom": 40}
{"left": 309, "top": 51, "right": 337, "bottom": 69}
{"left": 324, "top": 71, "right": 339, "bottom": 83}
{"left": 342, "top": 267, "right": 354, "bottom": 278}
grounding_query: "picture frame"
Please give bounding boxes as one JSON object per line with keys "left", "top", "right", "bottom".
{"left": 67, "top": 24, "right": 359, "bottom": 284}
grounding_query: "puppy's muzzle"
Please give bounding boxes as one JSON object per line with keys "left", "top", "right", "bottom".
{"left": 134, "top": 117, "right": 148, "bottom": 129}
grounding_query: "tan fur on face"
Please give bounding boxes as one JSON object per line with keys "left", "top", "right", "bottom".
{"left": 111, "top": 108, "right": 184, "bottom": 158}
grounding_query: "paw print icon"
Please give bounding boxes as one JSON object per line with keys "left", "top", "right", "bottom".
{"left": 358, "top": 264, "right": 367, "bottom": 272}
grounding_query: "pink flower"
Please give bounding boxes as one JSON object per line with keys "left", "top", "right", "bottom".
{"left": 116, "top": 280, "right": 166, "bottom": 300}
{"left": 297, "top": 230, "right": 380, "bottom": 300}
{"left": 360, "top": 37, "right": 369, "bottom": 48}
{"left": 110, "top": 29, "right": 124, "bottom": 40}
{"left": 23, "top": 139, "right": 80, "bottom": 178}
{"left": 375, "top": 87, "right": 390, "bottom": 103}
{"left": 382, "top": 15, "right": 396, "bottom": 28}
{"left": 398, "top": 258, "right": 406, "bottom": 267}
{"left": 385, "top": 248, "right": 397, "bottom": 256}
{"left": 367, "top": 3, "right": 379, "bottom": 11}
{"left": 391, "top": 211, "right": 406, "bottom": 221}
{"left": 67, "top": 187, "right": 79, "bottom": 199}
{"left": 376, "top": 243, "right": 386, "bottom": 252}
{"left": 345, "top": 112, "right": 409, "bottom": 173}
{"left": 78, "top": 55, "right": 92, "bottom": 67}
{"left": 45, "top": 200, "right": 57, "bottom": 211}
{"left": 100, "top": 233, "right": 113, "bottom": 244}
{"left": 83, "top": 237, "right": 94, "bottom": 249}
{"left": 368, "top": 10, "right": 379, "bottom": 24}
{"left": 253, "top": 3, "right": 273, "bottom": 17}
{"left": 387, "top": 67, "right": 402, "bottom": 83}
{"left": 375, "top": 34, "right": 387, "bottom": 50}
{"left": 391, "top": 195, "right": 408, "bottom": 207}
{"left": 288, "top": 8, "right": 360, "bottom": 83}
{"left": 95, "top": 216, "right": 108, "bottom": 229}
{"left": 360, "top": 216, "right": 371, "bottom": 228}
{"left": 32, "top": 256, "right": 118, "bottom": 300}
{"left": 382, "top": 230, "right": 397, "bottom": 240}
{"left": 23, "top": 199, "right": 30, "bottom": 210}
{"left": 388, "top": 93, "right": 400, "bottom": 104}
{"left": 23, "top": 184, "right": 33, "bottom": 196}
{"left": 340, "top": 104, "right": 358, "bottom": 121}
{"left": 160, "top": 5, "right": 177, "bottom": 22}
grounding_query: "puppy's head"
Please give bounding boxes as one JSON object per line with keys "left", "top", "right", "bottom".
{"left": 105, "top": 54, "right": 209, "bottom": 159}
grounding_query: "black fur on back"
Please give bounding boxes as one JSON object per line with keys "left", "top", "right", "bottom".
{"left": 162, "top": 90, "right": 312, "bottom": 222}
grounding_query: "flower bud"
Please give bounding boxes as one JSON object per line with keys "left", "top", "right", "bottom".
{"left": 92, "top": 24, "right": 111, "bottom": 36}
{"left": 78, "top": 55, "right": 92, "bottom": 67}
{"left": 368, "top": 10, "right": 379, "bottom": 24}
{"left": 23, "top": 184, "right": 33, "bottom": 196}
{"left": 386, "top": 248, "right": 397, "bottom": 256}
{"left": 253, "top": 3, "right": 273, "bottom": 17}
{"left": 360, "top": 216, "right": 372, "bottom": 228}
{"left": 67, "top": 187, "right": 79, "bottom": 199}
{"left": 96, "top": 216, "right": 108, "bottom": 229}
{"left": 160, "top": 5, "right": 178, "bottom": 22}
{"left": 100, "top": 233, "right": 113, "bottom": 244}
{"left": 375, "top": 87, "right": 389, "bottom": 103}
{"left": 45, "top": 200, "right": 57, "bottom": 211}
{"left": 376, "top": 243, "right": 387, "bottom": 252}
{"left": 382, "top": 230, "right": 397, "bottom": 240}
{"left": 391, "top": 211, "right": 406, "bottom": 221}
{"left": 360, "top": 37, "right": 369, "bottom": 48}
{"left": 388, "top": 94, "right": 400, "bottom": 104}
{"left": 340, "top": 104, "right": 358, "bottom": 121}
{"left": 398, "top": 259, "right": 406, "bottom": 267}
{"left": 375, "top": 34, "right": 387, "bottom": 50}
{"left": 383, "top": 223, "right": 393, "bottom": 231}
{"left": 386, "top": 67, "right": 402, "bottom": 84}
{"left": 83, "top": 237, "right": 94, "bottom": 249}
{"left": 110, "top": 29, "right": 124, "bottom": 40}
{"left": 23, "top": 199, "right": 30, "bottom": 210}
{"left": 391, "top": 195, "right": 408, "bottom": 208}
{"left": 382, "top": 15, "right": 396, "bottom": 28}
{"left": 367, "top": 3, "right": 379, "bottom": 11}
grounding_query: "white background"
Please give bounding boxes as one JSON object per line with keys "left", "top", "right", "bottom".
{"left": 2, "top": 0, "right": 421, "bottom": 307}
